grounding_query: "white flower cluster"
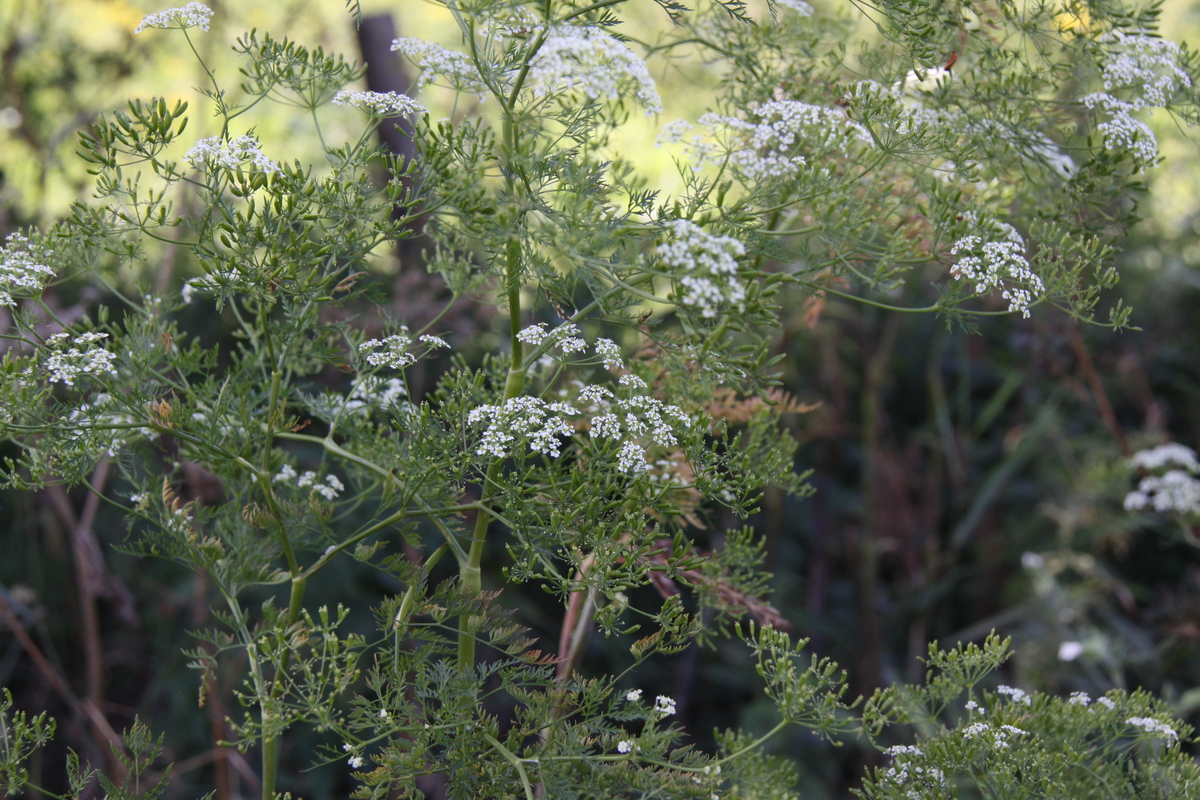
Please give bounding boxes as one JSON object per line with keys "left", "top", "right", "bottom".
{"left": 1130, "top": 442, "right": 1200, "bottom": 472}
{"left": 1097, "top": 30, "right": 1191, "bottom": 110}
{"left": 1077, "top": 30, "right": 1190, "bottom": 170}
{"left": 1126, "top": 716, "right": 1179, "bottom": 742}
{"left": 949, "top": 214, "right": 1044, "bottom": 318}
{"left": 419, "top": 334, "right": 450, "bottom": 350}
{"left": 1124, "top": 470, "right": 1200, "bottom": 514}
{"left": 134, "top": 2, "right": 212, "bottom": 34}
{"left": 274, "top": 464, "right": 344, "bottom": 500}
{"left": 181, "top": 276, "right": 214, "bottom": 304}
{"left": 654, "top": 695, "right": 677, "bottom": 715}
{"left": 616, "top": 740, "right": 634, "bottom": 753}
{"left": 185, "top": 135, "right": 279, "bottom": 174}
{"left": 594, "top": 338, "right": 623, "bottom": 370}
{"left": 527, "top": 25, "right": 662, "bottom": 115}
{"left": 996, "top": 685, "right": 1033, "bottom": 705}
{"left": 1058, "top": 640, "right": 1084, "bottom": 661}
{"left": 360, "top": 332, "right": 416, "bottom": 369}
{"left": 469, "top": 376, "right": 691, "bottom": 473}
{"left": 882, "top": 751, "right": 946, "bottom": 796}
{"left": 0, "top": 232, "right": 55, "bottom": 308}
{"left": 40, "top": 332, "right": 118, "bottom": 386}
{"left": 657, "top": 219, "right": 747, "bottom": 319}
{"left": 664, "top": 101, "right": 871, "bottom": 182}
{"left": 1082, "top": 93, "right": 1158, "bottom": 167}
{"left": 341, "top": 375, "right": 408, "bottom": 415}
{"left": 332, "top": 89, "right": 428, "bottom": 117}
{"left": 964, "top": 700, "right": 983, "bottom": 713}
{"left": 1097, "top": 696, "right": 1117, "bottom": 710}
{"left": 580, "top": 384, "right": 690, "bottom": 474}
{"left": 1069, "top": 691, "right": 1092, "bottom": 706}
{"left": 468, "top": 396, "right": 578, "bottom": 458}
{"left": 775, "top": 0, "right": 814, "bottom": 16}
{"left": 962, "top": 721, "right": 1029, "bottom": 750}
{"left": 516, "top": 323, "right": 587, "bottom": 355}
{"left": 390, "top": 38, "right": 489, "bottom": 100}
{"left": 1125, "top": 443, "right": 1200, "bottom": 514}
{"left": 885, "top": 745, "right": 923, "bottom": 757}
{"left": 625, "top": 689, "right": 643, "bottom": 702}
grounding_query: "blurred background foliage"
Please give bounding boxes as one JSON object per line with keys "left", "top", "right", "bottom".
{"left": 3, "top": 0, "right": 1200, "bottom": 798}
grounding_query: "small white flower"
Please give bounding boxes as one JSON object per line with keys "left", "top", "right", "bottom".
{"left": 360, "top": 333, "right": 416, "bottom": 370}
{"left": 885, "top": 745, "right": 923, "bottom": 757}
{"left": 654, "top": 695, "right": 677, "bottom": 715}
{"left": 348, "top": 755, "right": 364, "bottom": 769}
{"left": 1069, "top": 691, "right": 1091, "bottom": 706}
{"left": 516, "top": 324, "right": 549, "bottom": 345}
{"left": 962, "top": 722, "right": 989, "bottom": 739}
{"left": 594, "top": 338, "right": 623, "bottom": 369}
{"left": 274, "top": 464, "right": 298, "bottom": 483}
{"left": 342, "top": 743, "right": 353, "bottom": 752}
{"left": 657, "top": 119, "right": 694, "bottom": 147}
{"left": 379, "top": 708, "right": 389, "bottom": 718}
{"left": 419, "top": 334, "right": 450, "bottom": 349}
{"left": 332, "top": 89, "right": 427, "bottom": 117}
{"left": 185, "top": 134, "right": 279, "bottom": 174}
{"left": 580, "top": 384, "right": 613, "bottom": 406}
{"left": 1096, "top": 696, "right": 1117, "bottom": 710}
{"left": 618, "top": 374, "right": 648, "bottom": 389}
{"left": 1124, "top": 470, "right": 1200, "bottom": 514}
{"left": 617, "top": 740, "right": 634, "bottom": 753}
{"left": 134, "top": 2, "right": 212, "bottom": 34}
{"left": 964, "top": 700, "right": 983, "bottom": 714}
{"left": 1096, "top": 29, "right": 1191, "bottom": 110}
{"left": 1058, "top": 641, "right": 1085, "bottom": 662}
{"left": 658, "top": 219, "right": 747, "bottom": 319}
{"left": 949, "top": 215, "right": 1043, "bottom": 318}
{"left": 625, "top": 689, "right": 643, "bottom": 702}
{"left": 0, "top": 232, "right": 55, "bottom": 307}
{"left": 526, "top": 25, "right": 662, "bottom": 115}
{"left": 469, "top": 396, "right": 577, "bottom": 459}
{"left": 551, "top": 324, "right": 587, "bottom": 355}
{"left": 1131, "top": 443, "right": 1200, "bottom": 473}
{"left": 997, "top": 685, "right": 1032, "bottom": 705}
{"left": 391, "top": 38, "right": 488, "bottom": 100}
{"left": 297, "top": 471, "right": 317, "bottom": 488}
{"left": 39, "top": 333, "right": 118, "bottom": 386}
{"left": 314, "top": 474, "right": 344, "bottom": 500}
{"left": 617, "top": 440, "right": 649, "bottom": 474}
{"left": 673, "top": 101, "right": 871, "bottom": 182}
{"left": 1127, "top": 716, "right": 1178, "bottom": 742}
{"left": 1082, "top": 92, "right": 1159, "bottom": 169}
{"left": 130, "top": 493, "right": 147, "bottom": 504}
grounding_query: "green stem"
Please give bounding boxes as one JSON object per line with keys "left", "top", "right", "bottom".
{"left": 260, "top": 572, "right": 307, "bottom": 800}
{"left": 482, "top": 732, "right": 537, "bottom": 800}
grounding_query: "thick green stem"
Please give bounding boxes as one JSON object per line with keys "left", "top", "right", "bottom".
{"left": 252, "top": 298, "right": 307, "bottom": 800}
{"left": 457, "top": 236, "right": 526, "bottom": 671}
